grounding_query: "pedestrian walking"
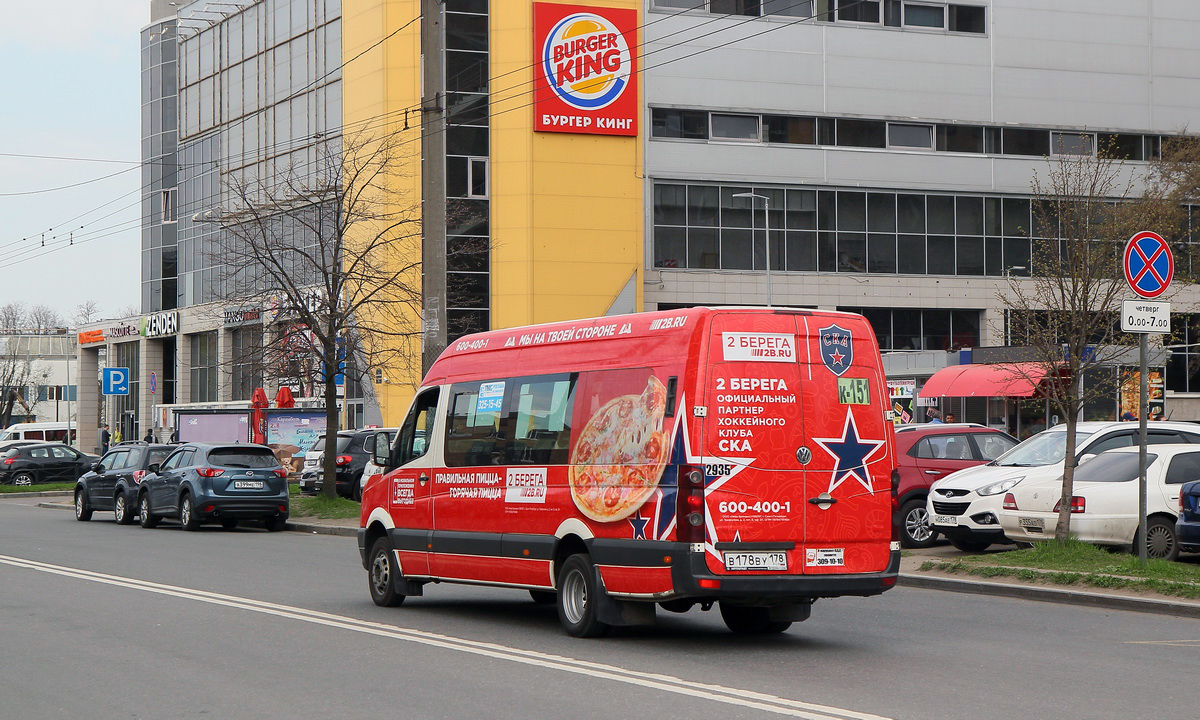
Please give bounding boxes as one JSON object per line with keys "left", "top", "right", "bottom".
{"left": 143, "top": 429, "right": 155, "bottom": 442}
{"left": 99, "top": 423, "right": 111, "bottom": 453}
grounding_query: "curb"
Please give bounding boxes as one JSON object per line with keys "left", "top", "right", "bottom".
{"left": 899, "top": 572, "right": 1200, "bottom": 619}
{"left": 34, "top": 500, "right": 357, "bottom": 537}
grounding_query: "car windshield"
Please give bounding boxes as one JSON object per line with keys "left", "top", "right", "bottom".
{"left": 994, "top": 429, "right": 1095, "bottom": 467}
{"left": 1074, "top": 452, "right": 1155, "bottom": 483}
{"left": 208, "top": 448, "right": 280, "bottom": 468}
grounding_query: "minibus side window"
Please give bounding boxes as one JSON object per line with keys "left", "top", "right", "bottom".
{"left": 445, "top": 381, "right": 510, "bottom": 467}
{"left": 506, "top": 374, "right": 576, "bottom": 465}
{"left": 397, "top": 389, "right": 439, "bottom": 465}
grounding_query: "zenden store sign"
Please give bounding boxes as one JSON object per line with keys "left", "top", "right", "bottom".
{"left": 533, "top": 3, "right": 637, "bottom": 136}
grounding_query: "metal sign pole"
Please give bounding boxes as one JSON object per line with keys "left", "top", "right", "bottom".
{"left": 1138, "top": 333, "right": 1148, "bottom": 565}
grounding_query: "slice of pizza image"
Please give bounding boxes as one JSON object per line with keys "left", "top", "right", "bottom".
{"left": 570, "top": 376, "right": 671, "bottom": 523}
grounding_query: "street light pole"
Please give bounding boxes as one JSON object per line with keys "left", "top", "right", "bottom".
{"left": 733, "top": 192, "right": 772, "bottom": 307}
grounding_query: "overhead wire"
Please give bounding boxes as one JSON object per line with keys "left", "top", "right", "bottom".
{"left": 0, "top": 0, "right": 856, "bottom": 270}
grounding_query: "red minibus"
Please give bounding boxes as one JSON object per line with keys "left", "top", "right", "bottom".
{"left": 359, "top": 307, "right": 899, "bottom": 636}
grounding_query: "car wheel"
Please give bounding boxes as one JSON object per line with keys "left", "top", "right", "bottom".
{"left": 138, "top": 493, "right": 160, "bottom": 529}
{"left": 264, "top": 515, "right": 287, "bottom": 532}
{"left": 352, "top": 476, "right": 363, "bottom": 502}
{"left": 718, "top": 603, "right": 791, "bottom": 634}
{"left": 1144, "top": 517, "right": 1179, "bottom": 562}
{"left": 950, "top": 537, "right": 992, "bottom": 553}
{"left": 367, "top": 537, "right": 406, "bottom": 607}
{"left": 529, "top": 590, "right": 556, "bottom": 605}
{"left": 220, "top": 518, "right": 239, "bottom": 530}
{"left": 13, "top": 471, "right": 35, "bottom": 487}
{"left": 900, "top": 498, "right": 936, "bottom": 548}
{"left": 113, "top": 493, "right": 135, "bottom": 525}
{"left": 556, "top": 554, "right": 610, "bottom": 638}
{"left": 74, "top": 489, "right": 92, "bottom": 522}
{"left": 179, "top": 494, "right": 201, "bottom": 531}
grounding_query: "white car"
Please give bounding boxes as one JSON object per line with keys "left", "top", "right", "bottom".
{"left": 998, "top": 445, "right": 1200, "bottom": 560}
{"left": 358, "top": 429, "right": 399, "bottom": 497}
{"left": 927, "top": 421, "right": 1200, "bottom": 552}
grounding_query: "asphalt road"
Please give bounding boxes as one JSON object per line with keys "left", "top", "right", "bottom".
{"left": 1, "top": 496, "right": 1194, "bottom": 720}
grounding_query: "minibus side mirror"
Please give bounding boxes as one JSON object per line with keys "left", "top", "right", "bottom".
{"left": 372, "top": 431, "right": 392, "bottom": 469}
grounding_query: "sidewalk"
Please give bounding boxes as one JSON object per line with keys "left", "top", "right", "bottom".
{"left": 12, "top": 491, "right": 1200, "bottom": 618}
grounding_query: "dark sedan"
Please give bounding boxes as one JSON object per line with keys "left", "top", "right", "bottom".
{"left": 137, "top": 443, "right": 290, "bottom": 531}
{"left": 0, "top": 443, "right": 98, "bottom": 486}
{"left": 74, "top": 443, "right": 175, "bottom": 524}
{"left": 299, "top": 428, "right": 397, "bottom": 501}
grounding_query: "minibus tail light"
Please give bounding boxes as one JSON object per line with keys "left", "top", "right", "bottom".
{"left": 676, "top": 466, "right": 706, "bottom": 543}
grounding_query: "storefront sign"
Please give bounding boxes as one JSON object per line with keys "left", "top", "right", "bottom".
{"left": 78, "top": 329, "right": 106, "bottom": 345}
{"left": 533, "top": 3, "right": 638, "bottom": 136}
{"left": 143, "top": 311, "right": 179, "bottom": 338}
{"left": 223, "top": 307, "right": 263, "bottom": 326}
{"left": 108, "top": 323, "right": 140, "bottom": 340}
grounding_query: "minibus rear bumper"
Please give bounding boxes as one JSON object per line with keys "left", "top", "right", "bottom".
{"left": 670, "top": 548, "right": 901, "bottom": 601}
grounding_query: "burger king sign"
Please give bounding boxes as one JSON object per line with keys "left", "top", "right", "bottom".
{"left": 534, "top": 3, "right": 638, "bottom": 136}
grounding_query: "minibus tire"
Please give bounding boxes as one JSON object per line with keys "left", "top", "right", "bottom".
{"left": 719, "top": 603, "right": 791, "bottom": 634}
{"left": 368, "top": 538, "right": 406, "bottom": 607}
{"left": 557, "top": 554, "right": 610, "bottom": 638}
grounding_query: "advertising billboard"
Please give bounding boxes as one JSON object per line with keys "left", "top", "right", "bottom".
{"left": 264, "top": 410, "right": 328, "bottom": 472}
{"left": 176, "top": 412, "right": 251, "bottom": 443}
{"left": 533, "top": 3, "right": 638, "bottom": 136}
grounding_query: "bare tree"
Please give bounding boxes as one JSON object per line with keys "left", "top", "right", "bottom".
{"left": 27, "top": 305, "right": 64, "bottom": 334}
{"left": 72, "top": 300, "right": 101, "bottom": 326}
{"left": 0, "top": 303, "right": 25, "bottom": 330}
{"left": 0, "top": 338, "right": 34, "bottom": 428}
{"left": 117, "top": 304, "right": 140, "bottom": 318}
{"left": 1001, "top": 137, "right": 1192, "bottom": 543}
{"left": 215, "top": 130, "right": 426, "bottom": 499}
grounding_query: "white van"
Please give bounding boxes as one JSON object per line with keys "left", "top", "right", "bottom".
{"left": 0, "top": 422, "right": 77, "bottom": 444}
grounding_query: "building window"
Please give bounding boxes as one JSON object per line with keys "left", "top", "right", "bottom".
{"left": 710, "top": 0, "right": 762, "bottom": 15}
{"left": 763, "top": 0, "right": 813, "bottom": 16}
{"left": 467, "top": 157, "right": 488, "bottom": 198}
{"left": 189, "top": 331, "right": 219, "bottom": 402}
{"left": 841, "top": 307, "right": 981, "bottom": 351}
{"left": 652, "top": 108, "right": 710, "bottom": 139}
{"left": 1051, "top": 132, "right": 1095, "bottom": 156}
{"left": 1002, "top": 128, "right": 1051, "bottom": 157}
{"left": 653, "top": 182, "right": 1045, "bottom": 277}
{"left": 903, "top": 2, "right": 945, "bottom": 28}
{"left": 711, "top": 113, "right": 760, "bottom": 141}
{"left": 948, "top": 4, "right": 985, "bottom": 33}
{"left": 837, "top": 0, "right": 879, "bottom": 23}
{"left": 764, "top": 115, "right": 816, "bottom": 144}
{"left": 936, "top": 125, "right": 984, "bottom": 153}
{"left": 836, "top": 119, "right": 887, "bottom": 148}
{"left": 161, "top": 188, "right": 177, "bottom": 223}
{"left": 230, "top": 326, "right": 263, "bottom": 401}
{"left": 888, "top": 123, "right": 934, "bottom": 149}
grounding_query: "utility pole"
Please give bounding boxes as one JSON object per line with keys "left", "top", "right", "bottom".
{"left": 420, "top": 0, "right": 448, "bottom": 374}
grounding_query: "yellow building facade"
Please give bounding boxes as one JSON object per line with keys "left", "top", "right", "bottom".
{"left": 344, "top": 1, "right": 644, "bottom": 425}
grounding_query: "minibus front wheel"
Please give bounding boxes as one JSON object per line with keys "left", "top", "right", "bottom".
{"left": 368, "top": 538, "right": 407, "bottom": 607}
{"left": 557, "top": 554, "right": 610, "bottom": 638}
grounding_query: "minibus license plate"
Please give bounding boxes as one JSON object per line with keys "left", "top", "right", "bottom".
{"left": 933, "top": 514, "right": 958, "bottom": 526}
{"left": 723, "top": 551, "right": 787, "bottom": 571}
{"left": 234, "top": 480, "right": 264, "bottom": 489}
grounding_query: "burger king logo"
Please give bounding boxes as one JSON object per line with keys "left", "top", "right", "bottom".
{"left": 542, "top": 12, "right": 632, "bottom": 111}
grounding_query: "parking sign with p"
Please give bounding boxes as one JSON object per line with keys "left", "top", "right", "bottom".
{"left": 103, "top": 367, "right": 130, "bottom": 396}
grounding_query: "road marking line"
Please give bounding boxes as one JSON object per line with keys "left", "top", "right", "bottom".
{"left": 0, "top": 553, "right": 888, "bottom": 720}
{"left": 1125, "top": 639, "right": 1200, "bottom": 647}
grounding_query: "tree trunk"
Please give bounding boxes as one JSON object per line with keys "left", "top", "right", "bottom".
{"left": 320, "top": 337, "right": 340, "bottom": 501}
{"left": 1054, "top": 411, "right": 1079, "bottom": 542}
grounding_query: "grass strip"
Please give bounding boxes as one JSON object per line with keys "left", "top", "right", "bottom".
{"left": 918, "top": 559, "right": 1200, "bottom": 599}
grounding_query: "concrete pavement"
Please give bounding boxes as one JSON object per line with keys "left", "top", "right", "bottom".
{"left": 15, "top": 491, "right": 1200, "bottom": 618}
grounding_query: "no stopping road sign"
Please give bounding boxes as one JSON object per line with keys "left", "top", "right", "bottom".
{"left": 1124, "top": 230, "right": 1173, "bottom": 298}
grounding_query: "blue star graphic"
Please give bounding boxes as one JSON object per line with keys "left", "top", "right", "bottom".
{"left": 629, "top": 511, "right": 649, "bottom": 540}
{"left": 813, "top": 410, "right": 885, "bottom": 495}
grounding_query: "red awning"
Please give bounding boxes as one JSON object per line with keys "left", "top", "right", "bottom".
{"left": 918, "top": 362, "right": 1062, "bottom": 398}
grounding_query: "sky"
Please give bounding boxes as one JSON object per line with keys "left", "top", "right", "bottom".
{"left": 0, "top": 3, "right": 148, "bottom": 325}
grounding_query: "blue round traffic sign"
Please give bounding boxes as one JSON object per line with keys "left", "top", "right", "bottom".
{"left": 1124, "top": 230, "right": 1173, "bottom": 298}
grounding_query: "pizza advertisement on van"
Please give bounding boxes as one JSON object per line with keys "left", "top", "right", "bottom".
{"left": 358, "top": 308, "right": 900, "bottom": 637}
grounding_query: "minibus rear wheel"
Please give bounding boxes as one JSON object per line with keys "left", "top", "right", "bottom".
{"left": 557, "top": 554, "right": 610, "bottom": 638}
{"left": 368, "top": 538, "right": 406, "bottom": 607}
